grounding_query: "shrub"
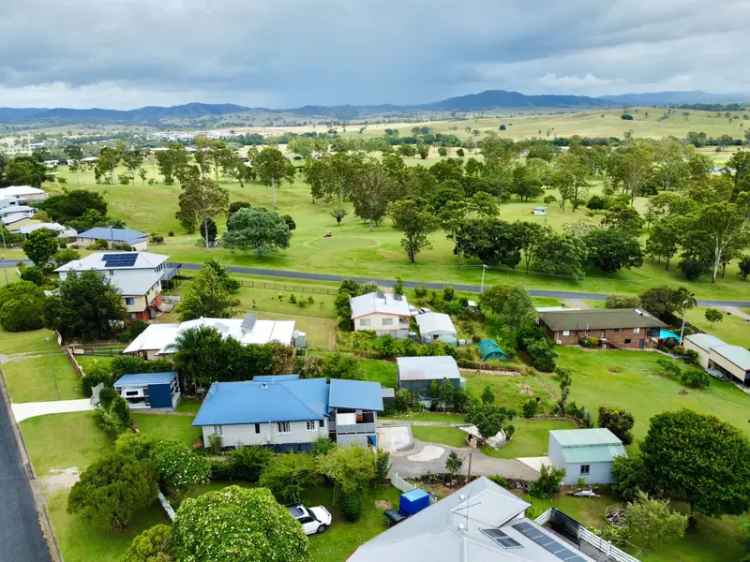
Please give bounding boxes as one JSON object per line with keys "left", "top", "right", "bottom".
{"left": 122, "top": 524, "right": 173, "bottom": 562}
{"left": 529, "top": 465, "right": 565, "bottom": 499}
{"left": 341, "top": 491, "right": 363, "bottom": 522}
{"left": 611, "top": 455, "right": 648, "bottom": 502}
{"left": 680, "top": 368, "right": 711, "bottom": 389}
{"left": 81, "top": 365, "right": 112, "bottom": 397}
{"left": 229, "top": 446, "right": 272, "bottom": 483}
{"left": 0, "top": 281, "right": 46, "bottom": 332}
{"left": 605, "top": 294, "right": 640, "bottom": 309}
{"left": 259, "top": 453, "right": 317, "bottom": 504}
{"left": 522, "top": 398, "right": 539, "bottom": 418}
{"left": 525, "top": 339, "right": 557, "bottom": 372}
{"left": 375, "top": 449, "right": 391, "bottom": 484}
{"left": 586, "top": 195, "right": 607, "bottom": 210}
{"left": 208, "top": 433, "right": 222, "bottom": 454}
{"left": 19, "top": 265, "right": 45, "bottom": 286}
{"left": 151, "top": 440, "right": 211, "bottom": 494}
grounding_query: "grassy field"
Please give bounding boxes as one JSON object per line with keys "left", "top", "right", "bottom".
{"left": 2, "top": 354, "right": 82, "bottom": 403}
{"left": 411, "top": 425, "right": 467, "bottom": 447}
{"left": 131, "top": 412, "right": 201, "bottom": 445}
{"left": 483, "top": 418, "right": 578, "bottom": 458}
{"left": 44, "top": 161, "right": 750, "bottom": 301}
{"left": 0, "top": 327, "right": 59, "bottom": 355}
{"left": 684, "top": 307, "right": 750, "bottom": 348}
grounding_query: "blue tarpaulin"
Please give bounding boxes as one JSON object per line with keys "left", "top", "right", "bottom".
{"left": 659, "top": 329, "right": 681, "bottom": 341}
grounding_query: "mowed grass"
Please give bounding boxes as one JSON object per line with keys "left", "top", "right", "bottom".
{"left": 0, "top": 327, "right": 60, "bottom": 355}
{"left": 2, "top": 353, "right": 82, "bottom": 402}
{"left": 131, "top": 413, "right": 201, "bottom": 446}
{"left": 483, "top": 418, "right": 578, "bottom": 458}
{"left": 411, "top": 425, "right": 467, "bottom": 447}
{"left": 48, "top": 163, "right": 750, "bottom": 300}
{"left": 684, "top": 307, "right": 750, "bottom": 348}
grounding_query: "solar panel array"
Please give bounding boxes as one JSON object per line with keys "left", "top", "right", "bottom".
{"left": 512, "top": 521, "right": 588, "bottom": 562}
{"left": 480, "top": 528, "right": 521, "bottom": 549}
{"left": 102, "top": 253, "right": 138, "bottom": 268}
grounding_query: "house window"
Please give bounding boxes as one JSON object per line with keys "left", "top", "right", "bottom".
{"left": 254, "top": 423, "right": 261, "bottom": 434}
{"left": 580, "top": 464, "right": 590, "bottom": 475}
{"left": 306, "top": 420, "right": 316, "bottom": 431}
{"left": 633, "top": 327, "right": 640, "bottom": 334}
{"left": 277, "top": 422, "right": 291, "bottom": 433}
{"left": 212, "top": 425, "right": 223, "bottom": 436}
{"left": 562, "top": 330, "right": 570, "bottom": 336}
{"left": 359, "top": 319, "right": 370, "bottom": 327}
{"left": 624, "top": 338, "right": 632, "bottom": 344}
{"left": 124, "top": 297, "right": 135, "bottom": 305}
{"left": 382, "top": 318, "right": 394, "bottom": 326}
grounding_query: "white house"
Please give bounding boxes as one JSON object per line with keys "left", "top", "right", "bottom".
{"left": 350, "top": 291, "right": 411, "bottom": 338}
{"left": 123, "top": 313, "right": 302, "bottom": 359}
{"left": 415, "top": 312, "right": 457, "bottom": 344}
{"left": 548, "top": 428, "right": 626, "bottom": 485}
{"left": 192, "top": 376, "right": 384, "bottom": 450}
{"left": 0, "top": 185, "right": 48, "bottom": 205}
{"left": 0, "top": 204, "right": 35, "bottom": 226}
{"left": 55, "top": 251, "right": 174, "bottom": 320}
{"left": 15, "top": 222, "right": 77, "bottom": 240}
{"left": 685, "top": 333, "right": 750, "bottom": 384}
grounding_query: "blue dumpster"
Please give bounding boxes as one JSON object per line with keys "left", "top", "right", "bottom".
{"left": 399, "top": 488, "right": 430, "bottom": 516}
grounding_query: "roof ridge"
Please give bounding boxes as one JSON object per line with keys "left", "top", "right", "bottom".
{"left": 277, "top": 379, "right": 327, "bottom": 419}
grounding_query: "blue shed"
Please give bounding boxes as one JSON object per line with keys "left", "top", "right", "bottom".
{"left": 113, "top": 372, "right": 180, "bottom": 410}
{"left": 399, "top": 488, "right": 431, "bottom": 516}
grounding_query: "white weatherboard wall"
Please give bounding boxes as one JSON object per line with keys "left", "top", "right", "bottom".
{"left": 355, "top": 313, "right": 409, "bottom": 338}
{"left": 202, "top": 420, "right": 328, "bottom": 448}
{"left": 548, "top": 439, "right": 616, "bottom": 486}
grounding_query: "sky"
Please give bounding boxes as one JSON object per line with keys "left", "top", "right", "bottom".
{"left": 1, "top": 0, "right": 749, "bottom": 109}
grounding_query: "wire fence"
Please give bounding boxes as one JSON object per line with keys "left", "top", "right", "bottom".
{"left": 237, "top": 279, "right": 338, "bottom": 296}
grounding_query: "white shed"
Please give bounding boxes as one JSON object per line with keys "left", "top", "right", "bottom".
{"left": 548, "top": 428, "right": 626, "bottom": 485}
{"left": 683, "top": 333, "right": 724, "bottom": 369}
{"left": 415, "top": 312, "right": 457, "bottom": 344}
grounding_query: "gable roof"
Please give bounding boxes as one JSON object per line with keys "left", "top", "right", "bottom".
{"left": 108, "top": 271, "right": 163, "bottom": 296}
{"left": 348, "top": 476, "right": 594, "bottom": 562}
{"left": 396, "top": 356, "right": 461, "bottom": 381}
{"left": 55, "top": 251, "right": 168, "bottom": 273}
{"left": 16, "top": 222, "right": 77, "bottom": 237}
{"left": 550, "top": 428, "right": 626, "bottom": 464}
{"left": 0, "top": 185, "right": 46, "bottom": 197}
{"left": 77, "top": 226, "right": 148, "bottom": 244}
{"left": 350, "top": 291, "right": 411, "bottom": 318}
{"left": 538, "top": 308, "right": 666, "bottom": 332}
{"left": 328, "top": 379, "right": 384, "bottom": 411}
{"left": 684, "top": 333, "right": 724, "bottom": 352}
{"left": 114, "top": 372, "right": 177, "bottom": 386}
{"left": 712, "top": 344, "right": 750, "bottom": 371}
{"left": 415, "top": 312, "right": 456, "bottom": 335}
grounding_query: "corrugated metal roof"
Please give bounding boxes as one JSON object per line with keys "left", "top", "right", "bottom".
{"left": 114, "top": 371, "right": 177, "bottom": 386}
{"left": 538, "top": 308, "right": 666, "bottom": 332}
{"left": 550, "top": 428, "right": 626, "bottom": 464}
{"left": 253, "top": 374, "right": 300, "bottom": 382}
{"left": 684, "top": 333, "right": 725, "bottom": 352}
{"left": 108, "top": 271, "right": 162, "bottom": 295}
{"left": 396, "top": 356, "right": 461, "bottom": 381}
{"left": 78, "top": 226, "right": 148, "bottom": 243}
{"left": 712, "top": 344, "right": 750, "bottom": 371}
{"left": 415, "top": 312, "right": 456, "bottom": 335}
{"left": 328, "top": 379, "right": 384, "bottom": 411}
{"left": 350, "top": 291, "right": 411, "bottom": 318}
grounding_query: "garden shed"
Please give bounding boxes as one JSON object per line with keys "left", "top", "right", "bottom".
{"left": 479, "top": 339, "right": 507, "bottom": 361}
{"left": 113, "top": 371, "right": 180, "bottom": 410}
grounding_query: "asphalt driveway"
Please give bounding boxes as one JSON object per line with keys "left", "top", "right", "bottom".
{"left": 0, "top": 383, "right": 52, "bottom": 562}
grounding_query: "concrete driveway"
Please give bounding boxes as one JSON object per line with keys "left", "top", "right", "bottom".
{"left": 389, "top": 438, "right": 540, "bottom": 481}
{"left": 12, "top": 399, "right": 93, "bottom": 423}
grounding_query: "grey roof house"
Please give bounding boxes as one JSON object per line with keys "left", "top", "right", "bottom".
{"left": 415, "top": 312, "right": 457, "bottom": 344}
{"left": 193, "top": 376, "right": 385, "bottom": 450}
{"left": 396, "top": 355, "right": 463, "bottom": 400}
{"left": 76, "top": 227, "right": 150, "bottom": 250}
{"left": 350, "top": 291, "right": 411, "bottom": 338}
{"left": 684, "top": 333, "right": 750, "bottom": 383}
{"left": 348, "top": 476, "right": 605, "bottom": 562}
{"left": 548, "top": 428, "right": 626, "bottom": 485}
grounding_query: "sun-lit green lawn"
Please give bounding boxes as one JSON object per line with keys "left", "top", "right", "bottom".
{"left": 46, "top": 162, "right": 750, "bottom": 301}
{"left": 483, "top": 417, "right": 578, "bottom": 458}
{"left": 131, "top": 413, "right": 201, "bottom": 446}
{"left": 411, "top": 425, "right": 467, "bottom": 447}
{"left": 2, "top": 353, "right": 82, "bottom": 403}
{"left": 0, "top": 327, "right": 60, "bottom": 355}
{"left": 356, "top": 357, "right": 398, "bottom": 388}
{"left": 684, "top": 307, "right": 750, "bottom": 348}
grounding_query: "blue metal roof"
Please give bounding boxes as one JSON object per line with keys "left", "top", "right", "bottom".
{"left": 78, "top": 227, "right": 147, "bottom": 243}
{"left": 193, "top": 378, "right": 329, "bottom": 426}
{"left": 329, "top": 379, "right": 384, "bottom": 412}
{"left": 114, "top": 371, "right": 177, "bottom": 386}
{"left": 253, "top": 374, "right": 300, "bottom": 382}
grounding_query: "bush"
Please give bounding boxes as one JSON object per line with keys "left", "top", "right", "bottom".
{"left": 525, "top": 339, "right": 557, "bottom": 372}
{"left": 529, "top": 465, "right": 565, "bottom": 499}
{"left": 680, "top": 368, "right": 711, "bottom": 389}
{"left": 375, "top": 449, "right": 391, "bottom": 484}
{"left": 605, "top": 294, "right": 640, "bottom": 309}
{"left": 122, "top": 524, "right": 173, "bottom": 562}
{"left": 229, "top": 446, "right": 272, "bottom": 483}
{"left": 19, "top": 265, "right": 45, "bottom": 286}
{"left": 0, "top": 281, "right": 46, "bottom": 332}
{"left": 259, "top": 453, "right": 317, "bottom": 504}
{"left": 81, "top": 365, "right": 112, "bottom": 397}
{"left": 612, "top": 455, "right": 648, "bottom": 501}
{"left": 117, "top": 320, "right": 150, "bottom": 343}
{"left": 586, "top": 195, "right": 607, "bottom": 210}
{"left": 341, "top": 491, "right": 363, "bottom": 522}
{"left": 522, "top": 398, "right": 539, "bottom": 418}
{"left": 151, "top": 440, "right": 211, "bottom": 494}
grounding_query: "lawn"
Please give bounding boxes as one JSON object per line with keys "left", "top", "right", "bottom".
{"left": 684, "top": 307, "right": 750, "bottom": 348}
{"left": 131, "top": 413, "right": 201, "bottom": 446}
{"left": 2, "top": 353, "right": 82, "bottom": 403}
{"left": 20, "top": 412, "right": 111, "bottom": 475}
{"left": 0, "top": 327, "right": 60, "bottom": 355}
{"left": 357, "top": 358, "right": 398, "bottom": 388}
{"left": 483, "top": 417, "right": 578, "bottom": 458}
{"left": 524, "top": 492, "right": 745, "bottom": 562}
{"left": 411, "top": 425, "right": 467, "bottom": 447}
{"left": 48, "top": 162, "right": 750, "bottom": 301}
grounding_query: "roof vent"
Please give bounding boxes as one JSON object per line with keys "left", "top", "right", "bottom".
{"left": 634, "top": 308, "right": 643, "bottom": 316}
{"left": 241, "top": 312, "right": 257, "bottom": 332}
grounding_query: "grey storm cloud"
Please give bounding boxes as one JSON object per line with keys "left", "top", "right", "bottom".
{"left": 0, "top": 0, "right": 748, "bottom": 108}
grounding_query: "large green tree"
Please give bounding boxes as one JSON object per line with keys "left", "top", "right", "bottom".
{"left": 253, "top": 148, "right": 296, "bottom": 207}
{"left": 640, "top": 410, "right": 750, "bottom": 517}
{"left": 179, "top": 263, "right": 237, "bottom": 320}
{"left": 454, "top": 218, "right": 523, "bottom": 268}
{"left": 388, "top": 199, "right": 437, "bottom": 263}
{"left": 223, "top": 207, "right": 291, "bottom": 256}
{"left": 172, "top": 486, "right": 309, "bottom": 562}
{"left": 23, "top": 228, "right": 59, "bottom": 268}
{"left": 0, "top": 281, "right": 46, "bottom": 332}
{"left": 583, "top": 228, "right": 644, "bottom": 273}
{"left": 175, "top": 175, "right": 229, "bottom": 244}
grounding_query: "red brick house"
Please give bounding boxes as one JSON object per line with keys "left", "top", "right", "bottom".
{"left": 538, "top": 308, "right": 666, "bottom": 349}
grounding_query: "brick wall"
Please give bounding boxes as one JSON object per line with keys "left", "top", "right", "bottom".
{"left": 548, "top": 327, "right": 652, "bottom": 349}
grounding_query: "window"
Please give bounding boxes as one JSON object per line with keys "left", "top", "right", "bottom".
{"left": 254, "top": 423, "right": 261, "bottom": 434}
{"left": 306, "top": 420, "right": 316, "bottom": 431}
{"left": 277, "top": 422, "right": 291, "bottom": 433}
{"left": 624, "top": 338, "right": 632, "bottom": 344}
{"left": 633, "top": 327, "right": 641, "bottom": 334}
{"left": 125, "top": 390, "right": 139, "bottom": 397}
{"left": 124, "top": 297, "right": 135, "bottom": 305}
{"left": 562, "top": 330, "right": 570, "bottom": 336}
{"left": 359, "top": 319, "right": 370, "bottom": 327}
{"left": 382, "top": 318, "right": 394, "bottom": 326}
{"left": 212, "top": 425, "right": 223, "bottom": 436}
{"left": 580, "top": 464, "right": 590, "bottom": 475}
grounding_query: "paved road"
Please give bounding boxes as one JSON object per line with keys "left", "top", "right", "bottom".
{"left": 2, "top": 259, "right": 749, "bottom": 307}
{"left": 0, "top": 380, "right": 52, "bottom": 562}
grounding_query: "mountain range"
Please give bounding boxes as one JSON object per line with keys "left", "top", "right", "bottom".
{"left": 0, "top": 90, "right": 746, "bottom": 127}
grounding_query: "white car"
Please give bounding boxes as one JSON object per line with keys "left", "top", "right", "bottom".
{"left": 287, "top": 504, "right": 332, "bottom": 535}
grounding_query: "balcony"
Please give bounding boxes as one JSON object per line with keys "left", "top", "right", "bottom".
{"left": 332, "top": 412, "right": 376, "bottom": 435}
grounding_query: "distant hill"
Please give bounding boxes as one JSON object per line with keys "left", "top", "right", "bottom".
{"left": 0, "top": 90, "right": 747, "bottom": 127}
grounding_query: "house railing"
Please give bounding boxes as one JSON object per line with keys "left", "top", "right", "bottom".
{"left": 335, "top": 422, "right": 376, "bottom": 435}
{"left": 535, "top": 508, "right": 641, "bottom": 562}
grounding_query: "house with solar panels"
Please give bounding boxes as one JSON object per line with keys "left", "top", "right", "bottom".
{"left": 348, "top": 476, "right": 624, "bottom": 562}
{"left": 55, "top": 251, "right": 178, "bottom": 320}
{"left": 75, "top": 226, "right": 150, "bottom": 250}
{"left": 350, "top": 290, "right": 412, "bottom": 338}
{"left": 192, "top": 375, "right": 385, "bottom": 450}
{"left": 548, "top": 428, "right": 626, "bottom": 485}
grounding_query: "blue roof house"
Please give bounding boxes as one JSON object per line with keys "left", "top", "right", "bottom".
{"left": 113, "top": 372, "right": 180, "bottom": 410}
{"left": 76, "top": 227, "right": 150, "bottom": 250}
{"left": 192, "top": 377, "right": 384, "bottom": 450}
